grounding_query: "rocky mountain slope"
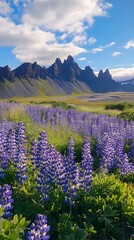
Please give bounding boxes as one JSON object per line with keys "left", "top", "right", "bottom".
{"left": 0, "top": 55, "right": 128, "bottom": 98}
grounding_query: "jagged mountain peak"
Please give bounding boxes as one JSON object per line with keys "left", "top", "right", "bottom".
{"left": 4, "top": 65, "right": 11, "bottom": 71}
{"left": 103, "top": 69, "right": 112, "bottom": 81}
{"left": 55, "top": 58, "right": 62, "bottom": 65}
{"left": 13, "top": 61, "right": 47, "bottom": 80}
{"left": 0, "top": 56, "right": 121, "bottom": 98}
{"left": 104, "top": 68, "right": 110, "bottom": 73}
{"left": 84, "top": 66, "right": 94, "bottom": 72}
{"left": 67, "top": 55, "right": 74, "bottom": 62}
{"left": 64, "top": 55, "right": 76, "bottom": 66}
{"left": 98, "top": 69, "right": 103, "bottom": 78}
{"left": 0, "top": 65, "right": 14, "bottom": 82}
{"left": 98, "top": 69, "right": 112, "bottom": 81}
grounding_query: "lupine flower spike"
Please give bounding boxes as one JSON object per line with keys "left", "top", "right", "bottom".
{"left": 27, "top": 214, "right": 50, "bottom": 240}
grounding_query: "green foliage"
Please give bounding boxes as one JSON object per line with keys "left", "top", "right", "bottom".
{"left": 33, "top": 100, "right": 75, "bottom": 110}
{"left": 1, "top": 102, "right": 134, "bottom": 239}
{"left": 50, "top": 101, "right": 75, "bottom": 110}
{"left": 58, "top": 213, "right": 87, "bottom": 240}
{"left": 81, "top": 174, "right": 134, "bottom": 240}
{"left": 0, "top": 209, "right": 29, "bottom": 240}
{"left": 118, "top": 111, "right": 134, "bottom": 121}
{"left": 120, "top": 173, "right": 134, "bottom": 184}
{"left": 105, "top": 102, "right": 134, "bottom": 111}
{"left": 105, "top": 102, "right": 134, "bottom": 121}
{"left": 1, "top": 165, "right": 134, "bottom": 240}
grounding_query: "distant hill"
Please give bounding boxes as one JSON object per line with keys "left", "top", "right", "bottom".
{"left": 118, "top": 78, "right": 134, "bottom": 92}
{"left": 0, "top": 55, "right": 131, "bottom": 98}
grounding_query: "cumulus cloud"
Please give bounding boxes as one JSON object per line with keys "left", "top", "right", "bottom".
{"left": 112, "top": 51, "right": 121, "bottom": 57}
{"left": 13, "top": 43, "right": 86, "bottom": 65}
{"left": 0, "top": 17, "right": 85, "bottom": 65}
{"left": 0, "top": 0, "right": 12, "bottom": 16}
{"left": 88, "top": 37, "right": 97, "bottom": 45}
{"left": 124, "top": 40, "right": 134, "bottom": 49}
{"left": 91, "top": 41, "right": 115, "bottom": 53}
{"left": 12, "top": 0, "right": 32, "bottom": 6}
{"left": 0, "top": 17, "right": 55, "bottom": 47}
{"left": 0, "top": 0, "right": 112, "bottom": 65}
{"left": 23, "top": 0, "right": 112, "bottom": 34}
{"left": 110, "top": 67, "right": 134, "bottom": 81}
{"left": 72, "top": 34, "right": 87, "bottom": 45}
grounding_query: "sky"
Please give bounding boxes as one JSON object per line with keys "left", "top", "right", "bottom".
{"left": 0, "top": 0, "right": 134, "bottom": 81}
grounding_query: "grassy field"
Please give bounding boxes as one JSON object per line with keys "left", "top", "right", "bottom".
{"left": 0, "top": 92, "right": 134, "bottom": 240}
{"left": 2, "top": 91, "right": 134, "bottom": 117}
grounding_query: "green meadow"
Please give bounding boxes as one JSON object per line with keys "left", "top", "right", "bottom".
{"left": 0, "top": 92, "right": 134, "bottom": 240}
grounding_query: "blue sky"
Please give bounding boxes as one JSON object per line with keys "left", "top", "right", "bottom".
{"left": 0, "top": 0, "right": 134, "bottom": 80}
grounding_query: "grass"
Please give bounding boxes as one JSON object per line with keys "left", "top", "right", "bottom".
{"left": 0, "top": 94, "right": 134, "bottom": 240}
{"left": 2, "top": 92, "right": 134, "bottom": 118}
{"left": 4, "top": 92, "right": 132, "bottom": 114}
{"left": 45, "top": 126, "right": 84, "bottom": 159}
{"left": 4, "top": 107, "right": 84, "bottom": 159}
{"left": 76, "top": 104, "right": 122, "bottom": 116}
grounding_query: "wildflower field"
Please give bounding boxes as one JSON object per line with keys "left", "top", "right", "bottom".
{"left": 0, "top": 100, "right": 134, "bottom": 240}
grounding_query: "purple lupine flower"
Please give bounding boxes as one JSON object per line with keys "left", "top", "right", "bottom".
{"left": 6, "top": 128, "right": 17, "bottom": 164}
{"left": 36, "top": 131, "right": 50, "bottom": 202}
{"left": 97, "top": 132, "right": 117, "bottom": 173}
{"left": 15, "top": 122, "right": 27, "bottom": 184}
{"left": 79, "top": 138, "right": 93, "bottom": 192}
{"left": 55, "top": 151, "right": 67, "bottom": 189}
{"left": 129, "top": 140, "right": 134, "bottom": 163}
{"left": 48, "top": 144, "right": 58, "bottom": 184}
{"left": 0, "top": 130, "right": 8, "bottom": 179}
{"left": 120, "top": 153, "right": 134, "bottom": 176}
{"left": 63, "top": 137, "right": 79, "bottom": 205}
{"left": 25, "top": 105, "right": 134, "bottom": 144}
{"left": 30, "top": 140, "right": 38, "bottom": 169}
{"left": 27, "top": 214, "right": 50, "bottom": 240}
{"left": 0, "top": 184, "right": 14, "bottom": 218}
{"left": 36, "top": 131, "right": 49, "bottom": 168}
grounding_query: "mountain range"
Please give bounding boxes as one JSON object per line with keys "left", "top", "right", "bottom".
{"left": 0, "top": 55, "right": 133, "bottom": 98}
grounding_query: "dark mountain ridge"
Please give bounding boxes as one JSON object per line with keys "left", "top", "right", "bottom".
{"left": 0, "top": 55, "right": 132, "bottom": 98}
{"left": 118, "top": 78, "right": 134, "bottom": 92}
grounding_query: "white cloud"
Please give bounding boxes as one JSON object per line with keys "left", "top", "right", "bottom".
{"left": 112, "top": 51, "right": 121, "bottom": 57}
{"left": 0, "top": 17, "right": 86, "bottom": 65}
{"left": 91, "top": 48, "right": 103, "bottom": 53}
{"left": 110, "top": 67, "right": 134, "bottom": 81}
{"left": 23, "top": 0, "right": 112, "bottom": 34}
{"left": 77, "top": 57, "right": 86, "bottom": 61}
{"left": 0, "top": 0, "right": 12, "bottom": 16}
{"left": 0, "top": 0, "right": 112, "bottom": 65}
{"left": 0, "top": 17, "right": 55, "bottom": 47}
{"left": 88, "top": 37, "right": 97, "bottom": 45}
{"left": 116, "top": 64, "right": 125, "bottom": 67}
{"left": 12, "top": 0, "right": 20, "bottom": 5}
{"left": 13, "top": 43, "right": 86, "bottom": 65}
{"left": 124, "top": 40, "right": 134, "bottom": 49}
{"left": 72, "top": 34, "right": 87, "bottom": 45}
{"left": 91, "top": 41, "right": 115, "bottom": 53}
{"left": 12, "top": 0, "right": 32, "bottom": 6}
{"left": 100, "top": 41, "right": 115, "bottom": 48}
{"left": 59, "top": 33, "right": 67, "bottom": 41}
